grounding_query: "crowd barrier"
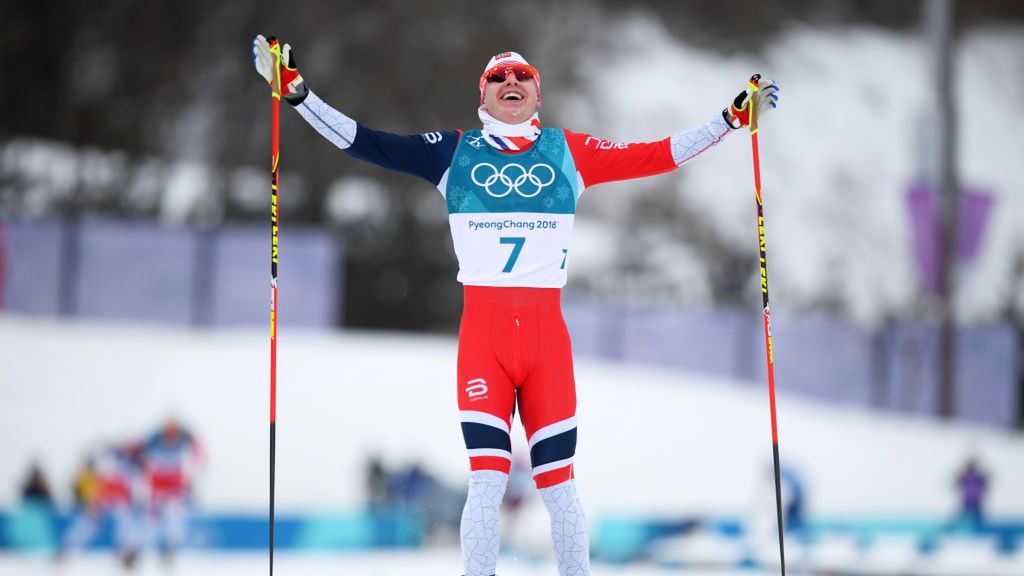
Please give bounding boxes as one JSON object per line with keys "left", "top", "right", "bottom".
{"left": 2, "top": 219, "right": 1019, "bottom": 426}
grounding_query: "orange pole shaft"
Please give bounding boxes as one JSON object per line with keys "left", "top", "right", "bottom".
{"left": 268, "top": 36, "right": 281, "bottom": 576}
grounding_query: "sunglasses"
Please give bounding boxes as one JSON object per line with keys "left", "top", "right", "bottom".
{"left": 484, "top": 64, "right": 537, "bottom": 84}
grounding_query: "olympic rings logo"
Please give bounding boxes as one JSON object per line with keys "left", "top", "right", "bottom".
{"left": 470, "top": 162, "right": 556, "bottom": 198}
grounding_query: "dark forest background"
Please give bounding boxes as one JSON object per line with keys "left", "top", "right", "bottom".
{"left": 3, "top": 0, "right": 1022, "bottom": 331}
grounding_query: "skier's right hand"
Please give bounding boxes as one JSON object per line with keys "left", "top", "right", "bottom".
{"left": 252, "top": 35, "right": 308, "bottom": 104}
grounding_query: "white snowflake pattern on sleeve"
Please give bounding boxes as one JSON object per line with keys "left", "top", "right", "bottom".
{"left": 294, "top": 90, "right": 357, "bottom": 150}
{"left": 670, "top": 113, "right": 732, "bottom": 166}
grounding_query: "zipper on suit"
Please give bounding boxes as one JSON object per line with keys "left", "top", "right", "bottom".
{"left": 512, "top": 314, "right": 522, "bottom": 382}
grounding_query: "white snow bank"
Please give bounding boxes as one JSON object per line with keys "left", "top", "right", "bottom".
{"left": 1, "top": 317, "right": 1022, "bottom": 520}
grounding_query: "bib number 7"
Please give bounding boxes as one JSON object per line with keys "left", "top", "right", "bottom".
{"left": 500, "top": 237, "right": 526, "bottom": 273}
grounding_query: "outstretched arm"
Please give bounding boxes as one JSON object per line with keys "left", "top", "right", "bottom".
{"left": 293, "top": 90, "right": 459, "bottom": 186}
{"left": 252, "top": 35, "right": 458, "bottom": 186}
{"left": 565, "top": 113, "right": 730, "bottom": 189}
{"left": 567, "top": 77, "right": 779, "bottom": 190}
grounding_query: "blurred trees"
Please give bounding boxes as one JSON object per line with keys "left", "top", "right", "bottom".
{"left": 2, "top": 0, "right": 1022, "bottom": 331}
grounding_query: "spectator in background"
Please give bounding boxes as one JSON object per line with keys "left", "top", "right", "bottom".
{"left": 71, "top": 456, "right": 102, "bottom": 510}
{"left": 390, "top": 461, "right": 465, "bottom": 544}
{"left": 742, "top": 463, "right": 806, "bottom": 566}
{"left": 780, "top": 467, "right": 805, "bottom": 534}
{"left": 392, "top": 462, "right": 435, "bottom": 540}
{"left": 748, "top": 463, "right": 805, "bottom": 534}
{"left": 365, "top": 455, "right": 399, "bottom": 545}
{"left": 141, "top": 418, "right": 204, "bottom": 565}
{"left": 954, "top": 457, "right": 989, "bottom": 531}
{"left": 365, "top": 455, "right": 394, "bottom": 514}
{"left": 8, "top": 461, "right": 57, "bottom": 552}
{"left": 393, "top": 463, "right": 430, "bottom": 512}
{"left": 21, "top": 461, "right": 54, "bottom": 508}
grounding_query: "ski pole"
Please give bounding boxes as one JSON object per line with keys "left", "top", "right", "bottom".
{"left": 267, "top": 35, "right": 282, "bottom": 576}
{"left": 747, "top": 73, "right": 787, "bottom": 575}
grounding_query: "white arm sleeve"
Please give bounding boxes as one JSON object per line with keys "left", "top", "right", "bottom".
{"left": 293, "top": 90, "right": 357, "bottom": 150}
{"left": 670, "top": 113, "right": 732, "bottom": 166}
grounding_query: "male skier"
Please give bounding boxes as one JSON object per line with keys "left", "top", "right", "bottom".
{"left": 253, "top": 36, "right": 779, "bottom": 576}
{"left": 141, "top": 418, "right": 204, "bottom": 564}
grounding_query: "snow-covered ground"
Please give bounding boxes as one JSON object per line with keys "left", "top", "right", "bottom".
{"left": 2, "top": 546, "right": 1024, "bottom": 576}
{"left": 0, "top": 550, "right": 778, "bottom": 576}
{"left": 3, "top": 317, "right": 1024, "bottom": 574}
{"left": 2, "top": 316, "right": 1022, "bottom": 519}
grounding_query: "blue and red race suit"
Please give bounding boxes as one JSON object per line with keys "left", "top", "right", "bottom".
{"left": 293, "top": 91, "right": 732, "bottom": 487}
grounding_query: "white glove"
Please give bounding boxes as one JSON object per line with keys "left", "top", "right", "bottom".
{"left": 252, "top": 34, "right": 308, "bottom": 104}
{"left": 723, "top": 75, "right": 779, "bottom": 129}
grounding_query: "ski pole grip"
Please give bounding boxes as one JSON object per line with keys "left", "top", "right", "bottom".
{"left": 748, "top": 73, "right": 762, "bottom": 92}
{"left": 266, "top": 35, "right": 282, "bottom": 96}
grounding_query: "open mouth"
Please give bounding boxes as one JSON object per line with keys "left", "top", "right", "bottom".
{"left": 500, "top": 91, "right": 525, "bottom": 102}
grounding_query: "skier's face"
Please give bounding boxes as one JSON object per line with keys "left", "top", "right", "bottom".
{"left": 483, "top": 71, "right": 539, "bottom": 124}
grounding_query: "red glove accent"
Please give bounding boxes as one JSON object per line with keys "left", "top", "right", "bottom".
{"left": 723, "top": 76, "right": 779, "bottom": 129}
{"left": 267, "top": 37, "right": 307, "bottom": 103}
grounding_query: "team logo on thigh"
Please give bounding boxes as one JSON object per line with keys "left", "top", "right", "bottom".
{"left": 471, "top": 162, "right": 556, "bottom": 198}
{"left": 465, "top": 378, "right": 488, "bottom": 400}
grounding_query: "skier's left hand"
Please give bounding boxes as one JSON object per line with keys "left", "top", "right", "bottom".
{"left": 252, "top": 34, "right": 308, "bottom": 104}
{"left": 722, "top": 76, "right": 779, "bottom": 129}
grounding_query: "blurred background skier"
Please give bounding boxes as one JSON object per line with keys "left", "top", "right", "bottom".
{"left": 141, "top": 417, "right": 205, "bottom": 565}
{"left": 57, "top": 442, "right": 144, "bottom": 570}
